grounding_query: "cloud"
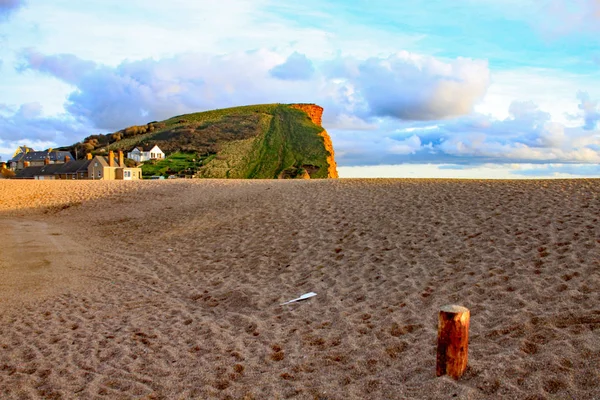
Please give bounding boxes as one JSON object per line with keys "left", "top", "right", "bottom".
{"left": 19, "top": 49, "right": 323, "bottom": 130}
{"left": 327, "top": 114, "right": 378, "bottom": 130}
{"left": 331, "top": 93, "right": 600, "bottom": 166}
{"left": 0, "top": 103, "right": 88, "bottom": 143}
{"left": 431, "top": 99, "right": 600, "bottom": 163}
{"left": 269, "top": 52, "right": 315, "bottom": 81}
{"left": 386, "top": 135, "right": 423, "bottom": 155}
{"left": 20, "top": 49, "right": 96, "bottom": 84}
{"left": 0, "top": 102, "right": 91, "bottom": 163}
{"left": 539, "top": 0, "right": 600, "bottom": 35}
{"left": 19, "top": 49, "right": 491, "bottom": 132}
{"left": 14, "top": 48, "right": 597, "bottom": 168}
{"left": 349, "top": 52, "right": 490, "bottom": 120}
{"left": 0, "top": 0, "right": 24, "bottom": 19}
{"left": 577, "top": 91, "right": 600, "bottom": 130}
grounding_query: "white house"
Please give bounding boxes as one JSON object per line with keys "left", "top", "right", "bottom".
{"left": 127, "top": 145, "right": 165, "bottom": 163}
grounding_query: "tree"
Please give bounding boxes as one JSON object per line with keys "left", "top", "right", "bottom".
{"left": 1, "top": 168, "right": 15, "bottom": 179}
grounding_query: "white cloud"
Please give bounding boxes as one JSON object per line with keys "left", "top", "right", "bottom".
{"left": 4, "top": 46, "right": 599, "bottom": 169}
{"left": 475, "top": 68, "right": 596, "bottom": 124}
{"left": 335, "top": 52, "right": 490, "bottom": 120}
{"left": 270, "top": 52, "right": 315, "bottom": 81}
{"left": 577, "top": 91, "right": 600, "bottom": 130}
{"left": 0, "top": 101, "right": 90, "bottom": 163}
{"left": 327, "top": 113, "right": 378, "bottom": 131}
{"left": 17, "top": 49, "right": 491, "bottom": 133}
{"left": 386, "top": 135, "right": 423, "bottom": 155}
{"left": 436, "top": 97, "right": 600, "bottom": 163}
{"left": 0, "top": 102, "right": 88, "bottom": 143}
{"left": 331, "top": 93, "right": 600, "bottom": 166}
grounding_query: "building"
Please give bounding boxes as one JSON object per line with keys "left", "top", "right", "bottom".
{"left": 88, "top": 151, "right": 142, "bottom": 180}
{"left": 8, "top": 146, "right": 75, "bottom": 171}
{"left": 10, "top": 145, "right": 34, "bottom": 161}
{"left": 15, "top": 160, "right": 91, "bottom": 180}
{"left": 14, "top": 151, "right": 142, "bottom": 180}
{"left": 127, "top": 145, "right": 164, "bottom": 163}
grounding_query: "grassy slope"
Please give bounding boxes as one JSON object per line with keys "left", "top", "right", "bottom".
{"left": 108, "top": 104, "right": 331, "bottom": 178}
{"left": 246, "top": 106, "right": 329, "bottom": 179}
{"left": 140, "top": 152, "right": 204, "bottom": 177}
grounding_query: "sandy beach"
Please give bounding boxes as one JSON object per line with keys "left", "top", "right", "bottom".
{"left": 0, "top": 179, "right": 599, "bottom": 399}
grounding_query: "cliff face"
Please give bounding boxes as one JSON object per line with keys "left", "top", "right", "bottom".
{"left": 290, "top": 104, "right": 339, "bottom": 179}
{"left": 290, "top": 104, "right": 323, "bottom": 126}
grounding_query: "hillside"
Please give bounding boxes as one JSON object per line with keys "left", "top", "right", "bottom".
{"left": 64, "top": 104, "right": 338, "bottom": 179}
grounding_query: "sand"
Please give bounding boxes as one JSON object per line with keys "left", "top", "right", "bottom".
{"left": 0, "top": 179, "right": 599, "bottom": 399}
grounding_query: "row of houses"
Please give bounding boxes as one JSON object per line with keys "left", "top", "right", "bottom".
{"left": 8, "top": 151, "right": 148, "bottom": 180}
{"left": 4, "top": 145, "right": 165, "bottom": 180}
{"left": 8, "top": 146, "right": 75, "bottom": 171}
{"left": 14, "top": 151, "right": 143, "bottom": 180}
{"left": 8, "top": 145, "right": 164, "bottom": 171}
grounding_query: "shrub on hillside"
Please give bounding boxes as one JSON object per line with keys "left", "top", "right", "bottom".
{"left": 1, "top": 168, "right": 16, "bottom": 178}
{"left": 124, "top": 158, "right": 139, "bottom": 168}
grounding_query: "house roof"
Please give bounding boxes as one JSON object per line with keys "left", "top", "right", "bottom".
{"left": 11, "top": 146, "right": 35, "bottom": 159}
{"left": 15, "top": 160, "right": 91, "bottom": 178}
{"left": 11, "top": 150, "right": 74, "bottom": 163}
{"left": 92, "top": 156, "right": 108, "bottom": 167}
{"left": 133, "top": 144, "right": 162, "bottom": 152}
{"left": 15, "top": 166, "right": 45, "bottom": 178}
{"left": 59, "top": 159, "right": 91, "bottom": 173}
{"left": 92, "top": 155, "right": 123, "bottom": 168}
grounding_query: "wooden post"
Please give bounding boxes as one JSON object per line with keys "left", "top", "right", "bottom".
{"left": 436, "top": 304, "right": 470, "bottom": 379}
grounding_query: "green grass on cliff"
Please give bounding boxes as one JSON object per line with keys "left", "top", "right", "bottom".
{"left": 141, "top": 152, "right": 204, "bottom": 177}
{"left": 246, "top": 106, "right": 329, "bottom": 178}
{"left": 164, "top": 104, "right": 280, "bottom": 127}
{"left": 106, "top": 103, "right": 332, "bottom": 179}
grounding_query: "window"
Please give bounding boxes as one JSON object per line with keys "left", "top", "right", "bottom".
{"left": 98, "top": 171, "right": 102, "bottom": 178}
{"left": 124, "top": 170, "right": 131, "bottom": 178}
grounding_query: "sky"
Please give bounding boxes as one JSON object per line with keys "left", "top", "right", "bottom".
{"left": 1, "top": 0, "right": 599, "bottom": 178}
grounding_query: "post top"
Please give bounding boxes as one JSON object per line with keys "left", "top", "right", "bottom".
{"left": 440, "top": 304, "right": 469, "bottom": 314}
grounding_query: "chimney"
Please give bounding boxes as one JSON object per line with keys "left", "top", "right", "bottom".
{"left": 108, "top": 150, "right": 114, "bottom": 167}
{"left": 64, "top": 155, "right": 71, "bottom": 163}
{"left": 118, "top": 150, "right": 124, "bottom": 167}
{"left": 44, "top": 157, "right": 50, "bottom": 165}
{"left": 86, "top": 153, "right": 93, "bottom": 160}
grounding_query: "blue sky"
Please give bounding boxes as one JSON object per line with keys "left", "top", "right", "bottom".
{"left": 1, "top": 0, "right": 599, "bottom": 178}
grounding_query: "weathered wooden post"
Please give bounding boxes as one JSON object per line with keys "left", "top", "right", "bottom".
{"left": 436, "top": 304, "right": 470, "bottom": 379}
